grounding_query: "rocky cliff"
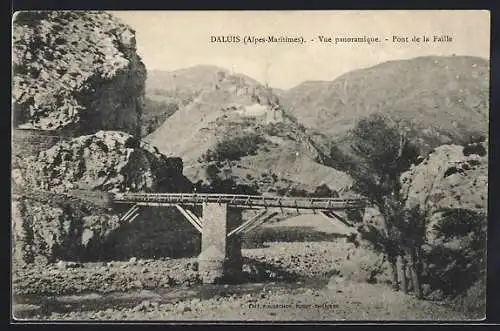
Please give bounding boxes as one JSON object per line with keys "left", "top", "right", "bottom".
{"left": 12, "top": 11, "right": 146, "bottom": 136}
{"left": 12, "top": 131, "right": 194, "bottom": 265}
{"left": 400, "top": 141, "right": 487, "bottom": 241}
{"left": 359, "top": 140, "right": 487, "bottom": 300}
{"left": 11, "top": 12, "right": 196, "bottom": 266}
{"left": 402, "top": 141, "right": 487, "bottom": 297}
{"left": 12, "top": 190, "right": 121, "bottom": 265}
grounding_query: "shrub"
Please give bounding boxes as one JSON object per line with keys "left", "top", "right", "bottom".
{"left": 288, "top": 187, "right": 310, "bottom": 197}
{"left": 208, "top": 133, "right": 267, "bottom": 162}
{"left": 263, "top": 122, "right": 285, "bottom": 136}
{"left": 463, "top": 143, "right": 486, "bottom": 157}
{"left": 271, "top": 173, "right": 279, "bottom": 183}
{"left": 311, "top": 184, "right": 339, "bottom": 197}
{"left": 205, "top": 164, "right": 220, "bottom": 182}
{"left": 346, "top": 209, "right": 364, "bottom": 224}
{"left": 425, "top": 209, "right": 487, "bottom": 296}
{"left": 433, "top": 209, "right": 486, "bottom": 240}
{"left": 443, "top": 166, "right": 461, "bottom": 178}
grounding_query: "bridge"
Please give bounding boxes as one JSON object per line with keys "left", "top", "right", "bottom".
{"left": 110, "top": 192, "right": 366, "bottom": 283}
{"left": 112, "top": 192, "right": 365, "bottom": 210}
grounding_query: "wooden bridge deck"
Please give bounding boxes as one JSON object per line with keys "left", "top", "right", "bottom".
{"left": 112, "top": 193, "right": 366, "bottom": 210}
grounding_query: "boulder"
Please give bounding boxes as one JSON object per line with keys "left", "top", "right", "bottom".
{"left": 14, "top": 131, "right": 193, "bottom": 194}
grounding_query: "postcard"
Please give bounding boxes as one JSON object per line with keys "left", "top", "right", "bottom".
{"left": 11, "top": 10, "right": 489, "bottom": 321}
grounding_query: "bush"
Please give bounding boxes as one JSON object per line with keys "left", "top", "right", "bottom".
{"left": 263, "top": 122, "right": 286, "bottom": 136}
{"left": 198, "top": 177, "right": 260, "bottom": 195}
{"left": 329, "top": 143, "right": 355, "bottom": 172}
{"left": 425, "top": 209, "right": 486, "bottom": 296}
{"left": 207, "top": 133, "right": 267, "bottom": 162}
{"left": 271, "top": 173, "right": 279, "bottom": 183}
{"left": 461, "top": 133, "right": 487, "bottom": 157}
{"left": 205, "top": 164, "right": 220, "bottom": 182}
{"left": 311, "top": 184, "right": 339, "bottom": 197}
{"left": 433, "top": 209, "right": 486, "bottom": 240}
{"left": 288, "top": 187, "right": 310, "bottom": 197}
{"left": 346, "top": 209, "right": 364, "bottom": 224}
{"left": 463, "top": 143, "right": 486, "bottom": 157}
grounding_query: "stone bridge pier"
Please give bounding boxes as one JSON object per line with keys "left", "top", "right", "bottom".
{"left": 198, "top": 203, "right": 243, "bottom": 284}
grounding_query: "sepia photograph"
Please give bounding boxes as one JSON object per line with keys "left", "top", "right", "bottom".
{"left": 11, "top": 10, "right": 489, "bottom": 321}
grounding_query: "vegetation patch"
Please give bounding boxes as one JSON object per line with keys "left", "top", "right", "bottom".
{"left": 201, "top": 133, "right": 268, "bottom": 162}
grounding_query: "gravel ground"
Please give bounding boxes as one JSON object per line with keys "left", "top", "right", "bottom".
{"left": 14, "top": 278, "right": 467, "bottom": 321}
{"left": 12, "top": 240, "right": 469, "bottom": 321}
{"left": 13, "top": 258, "right": 200, "bottom": 296}
{"left": 12, "top": 217, "right": 472, "bottom": 321}
{"left": 12, "top": 240, "right": 383, "bottom": 296}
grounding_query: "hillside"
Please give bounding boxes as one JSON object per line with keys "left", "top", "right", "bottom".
{"left": 147, "top": 66, "right": 260, "bottom": 94}
{"left": 141, "top": 66, "right": 261, "bottom": 136}
{"left": 280, "top": 56, "right": 489, "bottom": 153}
{"left": 145, "top": 71, "right": 352, "bottom": 194}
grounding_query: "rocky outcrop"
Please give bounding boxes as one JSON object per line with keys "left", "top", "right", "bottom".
{"left": 12, "top": 131, "right": 194, "bottom": 265}
{"left": 360, "top": 142, "right": 488, "bottom": 236}
{"left": 12, "top": 11, "right": 146, "bottom": 136}
{"left": 400, "top": 143, "right": 487, "bottom": 243}
{"left": 398, "top": 142, "right": 487, "bottom": 296}
{"left": 12, "top": 191, "right": 201, "bottom": 265}
{"left": 12, "top": 191, "right": 121, "bottom": 265}
{"left": 13, "top": 131, "right": 192, "bottom": 194}
{"left": 401, "top": 144, "right": 487, "bottom": 212}
{"left": 12, "top": 188, "right": 204, "bottom": 266}
{"left": 10, "top": 12, "right": 198, "bottom": 267}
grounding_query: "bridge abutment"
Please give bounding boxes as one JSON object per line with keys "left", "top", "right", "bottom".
{"left": 198, "top": 203, "right": 242, "bottom": 283}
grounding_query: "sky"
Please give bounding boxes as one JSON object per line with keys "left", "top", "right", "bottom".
{"left": 109, "top": 10, "right": 490, "bottom": 89}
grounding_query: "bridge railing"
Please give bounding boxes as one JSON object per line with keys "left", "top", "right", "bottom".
{"left": 112, "top": 193, "right": 366, "bottom": 210}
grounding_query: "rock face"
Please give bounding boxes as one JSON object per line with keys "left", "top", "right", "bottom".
{"left": 357, "top": 141, "right": 487, "bottom": 298}
{"left": 400, "top": 143, "right": 487, "bottom": 241}
{"left": 10, "top": 12, "right": 199, "bottom": 266}
{"left": 12, "top": 191, "right": 202, "bottom": 265}
{"left": 12, "top": 189, "right": 121, "bottom": 265}
{"left": 399, "top": 142, "right": 487, "bottom": 296}
{"left": 13, "top": 130, "right": 192, "bottom": 194}
{"left": 12, "top": 131, "right": 194, "bottom": 265}
{"left": 12, "top": 11, "right": 146, "bottom": 136}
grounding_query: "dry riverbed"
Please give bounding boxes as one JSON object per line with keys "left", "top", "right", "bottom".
{"left": 12, "top": 217, "right": 472, "bottom": 321}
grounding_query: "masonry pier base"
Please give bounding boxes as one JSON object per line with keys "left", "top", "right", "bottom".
{"left": 198, "top": 203, "right": 242, "bottom": 284}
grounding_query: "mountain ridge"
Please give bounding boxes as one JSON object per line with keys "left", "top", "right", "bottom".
{"left": 279, "top": 55, "right": 489, "bottom": 152}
